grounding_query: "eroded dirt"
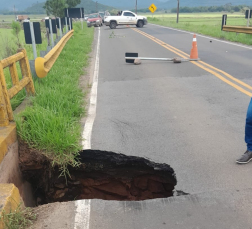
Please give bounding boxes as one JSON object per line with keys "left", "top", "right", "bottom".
{"left": 19, "top": 144, "right": 177, "bottom": 205}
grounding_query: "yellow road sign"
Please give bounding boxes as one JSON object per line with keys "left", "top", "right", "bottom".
{"left": 149, "top": 3, "right": 157, "bottom": 13}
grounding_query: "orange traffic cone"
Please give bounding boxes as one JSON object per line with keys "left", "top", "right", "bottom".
{"left": 190, "top": 34, "right": 199, "bottom": 59}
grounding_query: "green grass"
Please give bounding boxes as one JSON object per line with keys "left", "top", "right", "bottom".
{"left": 15, "top": 22, "right": 94, "bottom": 169}
{"left": 146, "top": 12, "right": 252, "bottom": 45}
{"left": 0, "top": 204, "right": 36, "bottom": 229}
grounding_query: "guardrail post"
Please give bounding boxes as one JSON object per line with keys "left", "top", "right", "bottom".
{"left": 18, "top": 49, "right": 35, "bottom": 95}
{"left": 65, "top": 17, "right": 68, "bottom": 33}
{"left": 0, "top": 62, "right": 13, "bottom": 123}
{"left": 0, "top": 77, "right": 9, "bottom": 127}
{"left": 69, "top": 18, "right": 72, "bottom": 30}
{"left": 59, "top": 18, "right": 63, "bottom": 38}
{"left": 49, "top": 19, "right": 55, "bottom": 47}
{"left": 247, "top": 9, "right": 251, "bottom": 27}
{"left": 221, "top": 14, "right": 227, "bottom": 31}
{"left": 29, "top": 21, "right": 37, "bottom": 59}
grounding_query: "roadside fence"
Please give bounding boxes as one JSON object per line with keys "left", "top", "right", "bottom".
{"left": 35, "top": 29, "right": 74, "bottom": 78}
{"left": 221, "top": 13, "right": 252, "bottom": 34}
{"left": 0, "top": 49, "right": 35, "bottom": 127}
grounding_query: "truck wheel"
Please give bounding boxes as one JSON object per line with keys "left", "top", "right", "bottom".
{"left": 137, "top": 20, "right": 143, "bottom": 28}
{"left": 110, "top": 21, "right": 117, "bottom": 29}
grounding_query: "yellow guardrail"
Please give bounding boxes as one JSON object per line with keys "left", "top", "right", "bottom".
{"left": 222, "top": 25, "right": 252, "bottom": 34}
{"left": 0, "top": 49, "right": 35, "bottom": 127}
{"left": 35, "top": 30, "right": 74, "bottom": 78}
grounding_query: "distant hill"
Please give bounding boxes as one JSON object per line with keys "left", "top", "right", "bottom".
{"left": 25, "top": 0, "right": 114, "bottom": 14}
{"left": 0, "top": 0, "right": 115, "bottom": 15}
{"left": 159, "top": 0, "right": 252, "bottom": 9}
{"left": 91, "top": 0, "right": 252, "bottom": 9}
{"left": 0, "top": 0, "right": 45, "bottom": 11}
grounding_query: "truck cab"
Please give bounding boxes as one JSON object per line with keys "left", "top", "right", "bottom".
{"left": 104, "top": 10, "right": 147, "bottom": 29}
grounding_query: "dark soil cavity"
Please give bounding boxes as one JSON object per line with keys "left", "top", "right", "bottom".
{"left": 19, "top": 147, "right": 177, "bottom": 205}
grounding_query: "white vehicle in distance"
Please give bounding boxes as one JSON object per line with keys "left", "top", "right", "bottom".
{"left": 104, "top": 10, "right": 147, "bottom": 29}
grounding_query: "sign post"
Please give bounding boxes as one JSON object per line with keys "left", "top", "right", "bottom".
{"left": 69, "top": 18, "right": 72, "bottom": 30}
{"left": 49, "top": 19, "right": 55, "bottom": 47}
{"left": 148, "top": 3, "right": 157, "bottom": 18}
{"left": 65, "top": 17, "right": 68, "bottom": 33}
{"left": 247, "top": 9, "right": 251, "bottom": 27}
{"left": 80, "top": 8, "right": 83, "bottom": 29}
{"left": 245, "top": 9, "right": 252, "bottom": 27}
{"left": 58, "top": 18, "right": 62, "bottom": 37}
{"left": 29, "top": 22, "right": 37, "bottom": 59}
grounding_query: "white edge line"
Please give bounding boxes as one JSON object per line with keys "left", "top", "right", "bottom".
{"left": 75, "top": 27, "right": 101, "bottom": 229}
{"left": 81, "top": 27, "right": 100, "bottom": 150}
{"left": 74, "top": 199, "right": 91, "bottom": 229}
{"left": 150, "top": 23, "right": 252, "bottom": 50}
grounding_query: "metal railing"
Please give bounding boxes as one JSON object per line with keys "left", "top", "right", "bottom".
{"left": 0, "top": 49, "right": 35, "bottom": 127}
{"left": 35, "top": 30, "right": 74, "bottom": 78}
{"left": 222, "top": 25, "right": 252, "bottom": 34}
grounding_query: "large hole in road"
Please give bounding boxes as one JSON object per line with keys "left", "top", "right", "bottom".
{"left": 19, "top": 145, "right": 178, "bottom": 205}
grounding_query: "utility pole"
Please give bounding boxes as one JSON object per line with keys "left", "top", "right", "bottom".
{"left": 135, "top": 0, "right": 137, "bottom": 14}
{"left": 176, "top": 0, "right": 179, "bottom": 23}
{"left": 13, "top": 5, "right": 16, "bottom": 21}
{"left": 96, "top": 1, "right": 98, "bottom": 12}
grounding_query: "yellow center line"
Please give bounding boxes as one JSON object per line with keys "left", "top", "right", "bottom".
{"left": 132, "top": 28, "right": 252, "bottom": 97}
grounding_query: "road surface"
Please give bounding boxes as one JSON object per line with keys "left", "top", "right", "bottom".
{"left": 31, "top": 24, "right": 252, "bottom": 229}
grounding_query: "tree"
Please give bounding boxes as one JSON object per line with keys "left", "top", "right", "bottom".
{"left": 43, "top": 0, "right": 80, "bottom": 17}
{"left": 44, "top": 0, "right": 66, "bottom": 17}
{"left": 66, "top": 0, "right": 81, "bottom": 8}
{"left": 11, "top": 21, "right": 22, "bottom": 48}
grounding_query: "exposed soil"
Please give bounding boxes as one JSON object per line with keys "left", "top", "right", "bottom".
{"left": 19, "top": 142, "right": 177, "bottom": 205}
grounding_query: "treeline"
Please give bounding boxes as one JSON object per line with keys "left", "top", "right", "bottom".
{"left": 171, "top": 5, "right": 249, "bottom": 13}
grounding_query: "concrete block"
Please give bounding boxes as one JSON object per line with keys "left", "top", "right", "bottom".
{"left": 0, "top": 183, "right": 21, "bottom": 229}
{"left": 0, "top": 123, "right": 17, "bottom": 164}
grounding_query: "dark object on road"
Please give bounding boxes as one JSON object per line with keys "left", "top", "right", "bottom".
{"left": 173, "top": 57, "right": 181, "bottom": 63}
{"left": 134, "top": 58, "right": 141, "bottom": 65}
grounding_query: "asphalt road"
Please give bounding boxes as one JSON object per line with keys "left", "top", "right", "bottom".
{"left": 92, "top": 24, "right": 252, "bottom": 194}
{"left": 32, "top": 24, "right": 252, "bottom": 229}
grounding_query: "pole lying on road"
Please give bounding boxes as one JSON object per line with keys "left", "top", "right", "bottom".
{"left": 125, "top": 52, "right": 200, "bottom": 64}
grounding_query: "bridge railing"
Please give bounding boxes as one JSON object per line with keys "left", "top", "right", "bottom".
{"left": 0, "top": 49, "right": 35, "bottom": 127}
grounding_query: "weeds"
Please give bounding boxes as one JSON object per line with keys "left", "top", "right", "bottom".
{"left": 0, "top": 204, "right": 36, "bottom": 229}
{"left": 109, "top": 31, "right": 115, "bottom": 38}
{"left": 11, "top": 21, "right": 22, "bottom": 48}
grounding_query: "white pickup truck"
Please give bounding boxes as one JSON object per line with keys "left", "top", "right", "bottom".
{"left": 104, "top": 11, "right": 147, "bottom": 29}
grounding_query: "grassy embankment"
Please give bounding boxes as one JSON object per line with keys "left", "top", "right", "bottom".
{"left": 145, "top": 12, "right": 252, "bottom": 45}
{"left": 15, "top": 22, "right": 94, "bottom": 170}
{"left": 0, "top": 20, "right": 94, "bottom": 169}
